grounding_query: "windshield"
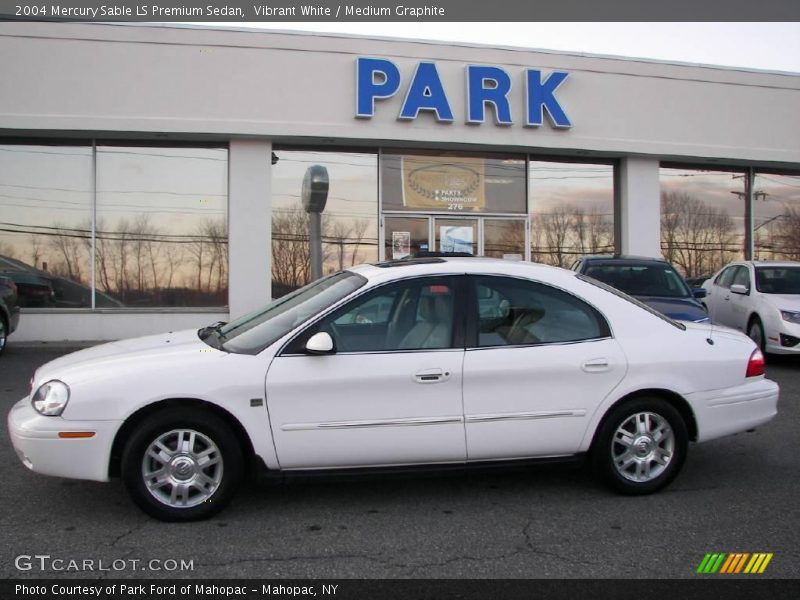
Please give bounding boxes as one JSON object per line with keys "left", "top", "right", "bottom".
{"left": 583, "top": 263, "right": 692, "bottom": 299}
{"left": 212, "top": 271, "right": 367, "bottom": 354}
{"left": 755, "top": 266, "right": 800, "bottom": 294}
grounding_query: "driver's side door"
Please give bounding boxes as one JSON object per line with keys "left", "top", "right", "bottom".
{"left": 265, "top": 275, "right": 467, "bottom": 470}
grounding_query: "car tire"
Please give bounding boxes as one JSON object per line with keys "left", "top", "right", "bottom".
{"left": 747, "top": 317, "right": 766, "bottom": 354}
{"left": 121, "top": 408, "right": 243, "bottom": 522}
{"left": 592, "top": 397, "right": 688, "bottom": 495}
{"left": 0, "top": 316, "right": 7, "bottom": 356}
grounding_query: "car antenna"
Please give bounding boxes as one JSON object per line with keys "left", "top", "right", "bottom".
{"left": 706, "top": 320, "right": 715, "bottom": 346}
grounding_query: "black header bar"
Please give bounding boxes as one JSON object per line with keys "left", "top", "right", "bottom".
{"left": 1, "top": 0, "right": 799, "bottom": 22}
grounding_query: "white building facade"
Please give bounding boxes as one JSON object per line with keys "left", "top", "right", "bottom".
{"left": 0, "top": 22, "right": 798, "bottom": 341}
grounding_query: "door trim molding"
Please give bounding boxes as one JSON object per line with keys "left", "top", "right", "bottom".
{"left": 465, "top": 409, "right": 587, "bottom": 423}
{"left": 282, "top": 415, "right": 464, "bottom": 431}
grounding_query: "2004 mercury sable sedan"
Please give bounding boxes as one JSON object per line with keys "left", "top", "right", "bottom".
{"left": 9, "top": 258, "right": 779, "bottom": 521}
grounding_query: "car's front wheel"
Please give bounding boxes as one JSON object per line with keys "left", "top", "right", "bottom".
{"left": 747, "top": 317, "right": 766, "bottom": 354}
{"left": 121, "top": 408, "right": 243, "bottom": 521}
{"left": 593, "top": 397, "right": 688, "bottom": 495}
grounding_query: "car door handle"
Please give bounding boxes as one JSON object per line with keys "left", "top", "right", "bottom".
{"left": 582, "top": 359, "right": 611, "bottom": 373}
{"left": 414, "top": 368, "right": 450, "bottom": 384}
{"left": 724, "top": 295, "right": 730, "bottom": 301}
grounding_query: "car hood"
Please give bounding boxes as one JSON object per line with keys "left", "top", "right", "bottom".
{"left": 33, "top": 329, "right": 212, "bottom": 387}
{"left": 635, "top": 295, "right": 709, "bottom": 322}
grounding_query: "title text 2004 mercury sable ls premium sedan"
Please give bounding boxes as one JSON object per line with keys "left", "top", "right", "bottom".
{"left": 9, "top": 258, "right": 779, "bottom": 521}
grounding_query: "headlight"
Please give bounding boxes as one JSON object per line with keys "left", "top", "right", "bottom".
{"left": 780, "top": 310, "right": 800, "bottom": 324}
{"left": 31, "top": 380, "right": 70, "bottom": 416}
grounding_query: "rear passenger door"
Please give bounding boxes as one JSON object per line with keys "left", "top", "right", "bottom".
{"left": 462, "top": 275, "right": 627, "bottom": 460}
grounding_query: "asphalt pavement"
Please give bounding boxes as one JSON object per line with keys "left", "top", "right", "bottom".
{"left": 1, "top": 344, "right": 798, "bottom": 579}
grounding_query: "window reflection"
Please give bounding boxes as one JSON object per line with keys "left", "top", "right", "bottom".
{"left": 271, "top": 150, "right": 379, "bottom": 298}
{"left": 529, "top": 160, "right": 615, "bottom": 267}
{"left": 752, "top": 173, "right": 800, "bottom": 261}
{"left": 660, "top": 167, "right": 745, "bottom": 278}
{"left": 0, "top": 144, "right": 93, "bottom": 307}
{"left": 96, "top": 146, "right": 229, "bottom": 307}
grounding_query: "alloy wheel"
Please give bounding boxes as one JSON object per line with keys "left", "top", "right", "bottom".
{"left": 141, "top": 429, "right": 224, "bottom": 508}
{"left": 611, "top": 412, "right": 675, "bottom": 483}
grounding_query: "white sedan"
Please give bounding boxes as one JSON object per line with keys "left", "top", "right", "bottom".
{"left": 702, "top": 261, "right": 800, "bottom": 354}
{"left": 9, "top": 258, "right": 779, "bottom": 521}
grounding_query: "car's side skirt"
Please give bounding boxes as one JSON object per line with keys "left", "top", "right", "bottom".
{"left": 257, "top": 454, "right": 587, "bottom": 484}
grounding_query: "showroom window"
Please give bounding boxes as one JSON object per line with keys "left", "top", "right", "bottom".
{"left": 752, "top": 172, "right": 800, "bottom": 261}
{"left": 659, "top": 166, "right": 746, "bottom": 278}
{"left": 529, "top": 159, "right": 615, "bottom": 268}
{"left": 271, "top": 149, "right": 379, "bottom": 298}
{"left": 0, "top": 141, "right": 229, "bottom": 309}
{"left": 0, "top": 143, "right": 93, "bottom": 308}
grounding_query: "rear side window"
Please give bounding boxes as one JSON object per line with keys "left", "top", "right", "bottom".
{"left": 472, "top": 276, "right": 610, "bottom": 347}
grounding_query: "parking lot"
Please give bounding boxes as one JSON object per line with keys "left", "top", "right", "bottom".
{"left": 1, "top": 345, "right": 798, "bottom": 579}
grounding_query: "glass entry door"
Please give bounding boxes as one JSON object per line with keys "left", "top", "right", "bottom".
{"left": 434, "top": 217, "right": 478, "bottom": 255}
{"left": 382, "top": 215, "right": 528, "bottom": 260}
{"left": 384, "top": 216, "right": 429, "bottom": 260}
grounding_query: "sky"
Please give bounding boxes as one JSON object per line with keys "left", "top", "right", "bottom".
{"left": 188, "top": 22, "right": 800, "bottom": 73}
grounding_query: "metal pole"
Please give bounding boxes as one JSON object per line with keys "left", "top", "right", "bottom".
{"left": 309, "top": 212, "right": 323, "bottom": 280}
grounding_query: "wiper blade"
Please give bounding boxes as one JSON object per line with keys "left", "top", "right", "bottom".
{"left": 198, "top": 320, "right": 227, "bottom": 341}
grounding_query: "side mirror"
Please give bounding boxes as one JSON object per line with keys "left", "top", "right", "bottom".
{"left": 730, "top": 284, "right": 749, "bottom": 295}
{"left": 305, "top": 331, "right": 334, "bottom": 354}
{"left": 692, "top": 288, "right": 707, "bottom": 299}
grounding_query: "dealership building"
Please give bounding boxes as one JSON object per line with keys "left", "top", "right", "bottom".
{"left": 0, "top": 22, "right": 798, "bottom": 342}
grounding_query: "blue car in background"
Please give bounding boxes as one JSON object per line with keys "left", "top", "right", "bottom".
{"left": 571, "top": 255, "right": 710, "bottom": 323}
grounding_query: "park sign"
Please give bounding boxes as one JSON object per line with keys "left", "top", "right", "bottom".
{"left": 355, "top": 57, "right": 572, "bottom": 129}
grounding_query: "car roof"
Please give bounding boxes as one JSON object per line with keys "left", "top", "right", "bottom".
{"left": 349, "top": 257, "right": 579, "bottom": 285}
{"left": 579, "top": 255, "right": 670, "bottom": 266}
{"left": 750, "top": 260, "right": 800, "bottom": 267}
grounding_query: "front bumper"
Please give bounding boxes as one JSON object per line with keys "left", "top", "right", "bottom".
{"left": 7, "top": 397, "right": 121, "bottom": 482}
{"left": 765, "top": 320, "right": 800, "bottom": 354}
{"left": 689, "top": 378, "right": 779, "bottom": 443}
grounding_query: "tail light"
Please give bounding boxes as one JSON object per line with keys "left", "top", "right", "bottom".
{"left": 746, "top": 348, "right": 765, "bottom": 378}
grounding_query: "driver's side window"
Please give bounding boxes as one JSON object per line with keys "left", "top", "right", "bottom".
{"left": 286, "top": 277, "right": 459, "bottom": 354}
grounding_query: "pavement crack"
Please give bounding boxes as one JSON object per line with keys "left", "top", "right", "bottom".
{"left": 108, "top": 522, "right": 146, "bottom": 548}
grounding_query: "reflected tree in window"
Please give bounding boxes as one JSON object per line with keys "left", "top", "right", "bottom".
{"left": 753, "top": 173, "right": 800, "bottom": 261}
{"left": 529, "top": 161, "right": 615, "bottom": 267}
{"left": 271, "top": 151, "right": 379, "bottom": 298}
{"left": 660, "top": 167, "right": 745, "bottom": 278}
{"left": 660, "top": 191, "right": 738, "bottom": 278}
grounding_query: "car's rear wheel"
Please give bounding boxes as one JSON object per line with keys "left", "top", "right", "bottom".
{"left": 747, "top": 317, "right": 766, "bottom": 353}
{"left": 121, "top": 408, "right": 243, "bottom": 521}
{"left": 593, "top": 397, "right": 688, "bottom": 495}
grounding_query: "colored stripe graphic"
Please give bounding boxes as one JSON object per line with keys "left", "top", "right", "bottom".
{"left": 720, "top": 554, "right": 737, "bottom": 573}
{"left": 700, "top": 552, "right": 773, "bottom": 574}
{"left": 697, "top": 553, "right": 727, "bottom": 573}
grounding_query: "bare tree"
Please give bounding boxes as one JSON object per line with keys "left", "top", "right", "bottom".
{"left": 271, "top": 209, "right": 312, "bottom": 293}
{"left": 28, "top": 234, "right": 43, "bottom": 268}
{"left": 48, "top": 222, "right": 86, "bottom": 283}
{"left": 661, "top": 191, "right": 738, "bottom": 277}
{"left": 349, "top": 218, "right": 370, "bottom": 266}
{"left": 763, "top": 206, "right": 800, "bottom": 261}
{"left": 329, "top": 220, "right": 352, "bottom": 272}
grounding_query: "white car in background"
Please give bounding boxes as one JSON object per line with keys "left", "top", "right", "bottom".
{"left": 702, "top": 261, "right": 800, "bottom": 355}
{"left": 9, "top": 258, "right": 779, "bottom": 521}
